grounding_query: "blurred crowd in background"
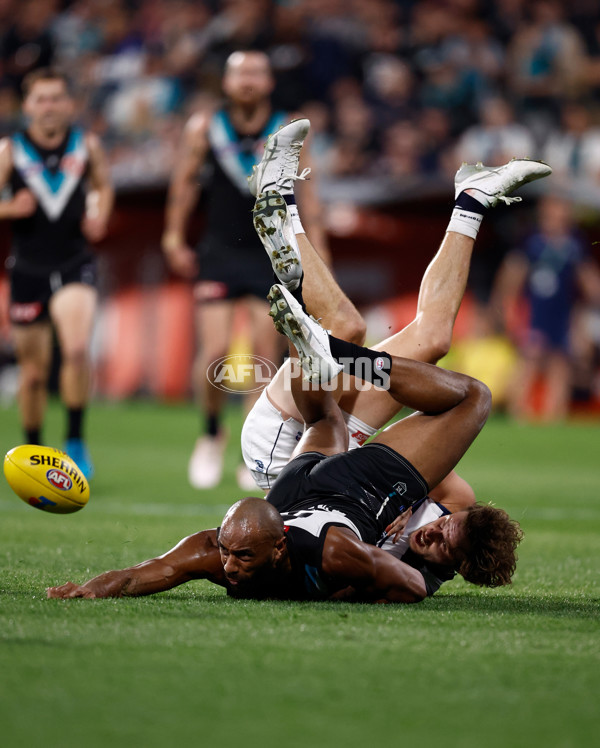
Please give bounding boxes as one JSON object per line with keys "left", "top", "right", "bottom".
{"left": 2, "top": 0, "right": 600, "bottom": 187}
{"left": 1, "top": 0, "right": 600, "bottom": 420}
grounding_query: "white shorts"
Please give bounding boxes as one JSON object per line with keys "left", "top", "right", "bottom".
{"left": 241, "top": 387, "right": 378, "bottom": 491}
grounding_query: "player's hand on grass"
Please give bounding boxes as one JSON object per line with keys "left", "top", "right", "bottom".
{"left": 9, "top": 188, "right": 37, "bottom": 218}
{"left": 384, "top": 507, "right": 413, "bottom": 543}
{"left": 46, "top": 581, "right": 96, "bottom": 599}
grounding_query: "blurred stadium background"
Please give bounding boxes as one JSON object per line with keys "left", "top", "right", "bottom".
{"left": 1, "top": 0, "right": 600, "bottom": 415}
{"left": 1, "top": 5, "right": 600, "bottom": 747}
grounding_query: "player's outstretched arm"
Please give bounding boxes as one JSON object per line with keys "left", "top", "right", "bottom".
{"left": 322, "top": 527, "right": 428, "bottom": 604}
{"left": 46, "top": 530, "right": 225, "bottom": 599}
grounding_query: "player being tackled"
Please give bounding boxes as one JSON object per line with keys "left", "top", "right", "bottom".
{"left": 47, "top": 136, "right": 550, "bottom": 604}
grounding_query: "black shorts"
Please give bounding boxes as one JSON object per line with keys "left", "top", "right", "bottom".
{"left": 195, "top": 244, "right": 274, "bottom": 302}
{"left": 9, "top": 257, "right": 97, "bottom": 325}
{"left": 267, "top": 444, "right": 429, "bottom": 545}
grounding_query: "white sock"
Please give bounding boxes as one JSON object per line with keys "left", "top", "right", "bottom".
{"left": 446, "top": 207, "right": 483, "bottom": 240}
{"left": 287, "top": 203, "right": 305, "bottom": 235}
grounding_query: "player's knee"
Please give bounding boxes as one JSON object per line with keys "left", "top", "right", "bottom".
{"left": 336, "top": 306, "right": 367, "bottom": 345}
{"left": 429, "top": 336, "right": 451, "bottom": 363}
{"left": 412, "top": 313, "right": 454, "bottom": 363}
{"left": 351, "top": 318, "right": 367, "bottom": 346}
{"left": 470, "top": 379, "right": 492, "bottom": 419}
{"left": 252, "top": 336, "right": 279, "bottom": 361}
{"left": 62, "top": 345, "right": 89, "bottom": 370}
{"left": 20, "top": 364, "right": 48, "bottom": 392}
{"left": 199, "top": 346, "right": 228, "bottom": 373}
{"left": 423, "top": 327, "right": 453, "bottom": 364}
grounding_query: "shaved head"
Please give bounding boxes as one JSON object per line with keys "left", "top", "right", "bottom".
{"left": 221, "top": 497, "right": 284, "bottom": 542}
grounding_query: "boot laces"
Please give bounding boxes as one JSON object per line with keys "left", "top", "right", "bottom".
{"left": 281, "top": 141, "right": 311, "bottom": 184}
{"left": 497, "top": 195, "right": 522, "bottom": 205}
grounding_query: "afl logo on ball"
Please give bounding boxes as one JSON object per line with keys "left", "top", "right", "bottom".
{"left": 46, "top": 469, "right": 73, "bottom": 491}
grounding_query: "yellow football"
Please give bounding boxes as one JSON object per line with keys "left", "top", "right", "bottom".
{"left": 3, "top": 445, "right": 90, "bottom": 514}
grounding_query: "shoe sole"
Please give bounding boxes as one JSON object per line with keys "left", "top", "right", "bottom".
{"left": 253, "top": 191, "right": 302, "bottom": 288}
{"left": 267, "top": 285, "right": 338, "bottom": 383}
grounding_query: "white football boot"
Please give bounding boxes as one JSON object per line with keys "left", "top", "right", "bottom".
{"left": 454, "top": 158, "right": 552, "bottom": 207}
{"left": 253, "top": 190, "right": 303, "bottom": 291}
{"left": 248, "top": 118, "right": 311, "bottom": 198}
{"left": 188, "top": 435, "right": 226, "bottom": 489}
{"left": 267, "top": 284, "right": 343, "bottom": 384}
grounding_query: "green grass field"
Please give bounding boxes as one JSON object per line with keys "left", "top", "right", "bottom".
{"left": 1, "top": 400, "right": 598, "bottom": 748}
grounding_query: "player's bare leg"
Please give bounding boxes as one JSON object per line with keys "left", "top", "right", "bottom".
{"left": 244, "top": 296, "right": 282, "bottom": 411}
{"left": 304, "top": 158, "right": 552, "bottom": 430}
{"left": 506, "top": 347, "right": 540, "bottom": 421}
{"left": 250, "top": 118, "right": 365, "bottom": 421}
{"left": 264, "top": 229, "right": 365, "bottom": 418}
{"left": 49, "top": 283, "right": 97, "bottom": 477}
{"left": 50, "top": 284, "right": 97, "bottom": 408}
{"left": 12, "top": 321, "right": 53, "bottom": 444}
{"left": 542, "top": 351, "right": 571, "bottom": 421}
{"left": 298, "top": 233, "right": 365, "bottom": 344}
{"left": 507, "top": 347, "right": 570, "bottom": 422}
{"left": 189, "top": 299, "right": 236, "bottom": 489}
{"left": 252, "top": 202, "right": 364, "bottom": 420}
{"left": 339, "top": 230, "right": 475, "bottom": 425}
{"left": 252, "top": 192, "right": 365, "bottom": 343}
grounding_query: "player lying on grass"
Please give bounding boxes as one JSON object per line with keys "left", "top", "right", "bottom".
{"left": 47, "top": 129, "right": 547, "bottom": 603}
{"left": 47, "top": 297, "right": 520, "bottom": 603}
{"left": 242, "top": 119, "right": 550, "bottom": 559}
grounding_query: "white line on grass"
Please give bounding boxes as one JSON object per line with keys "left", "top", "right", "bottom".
{"left": 103, "top": 505, "right": 598, "bottom": 521}
{"left": 516, "top": 506, "right": 600, "bottom": 521}
{"left": 2, "top": 501, "right": 600, "bottom": 521}
{"left": 0, "top": 500, "right": 232, "bottom": 517}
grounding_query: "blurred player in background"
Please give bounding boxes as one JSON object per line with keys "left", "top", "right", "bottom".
{"left": 492, "top": 194, "right": 600, "bottom": 421}
{"left": 162, "top": 50, "right": 327, "bottom": 491}
{"left": 0, "top": 68, "right": 114, "bottom": 478}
